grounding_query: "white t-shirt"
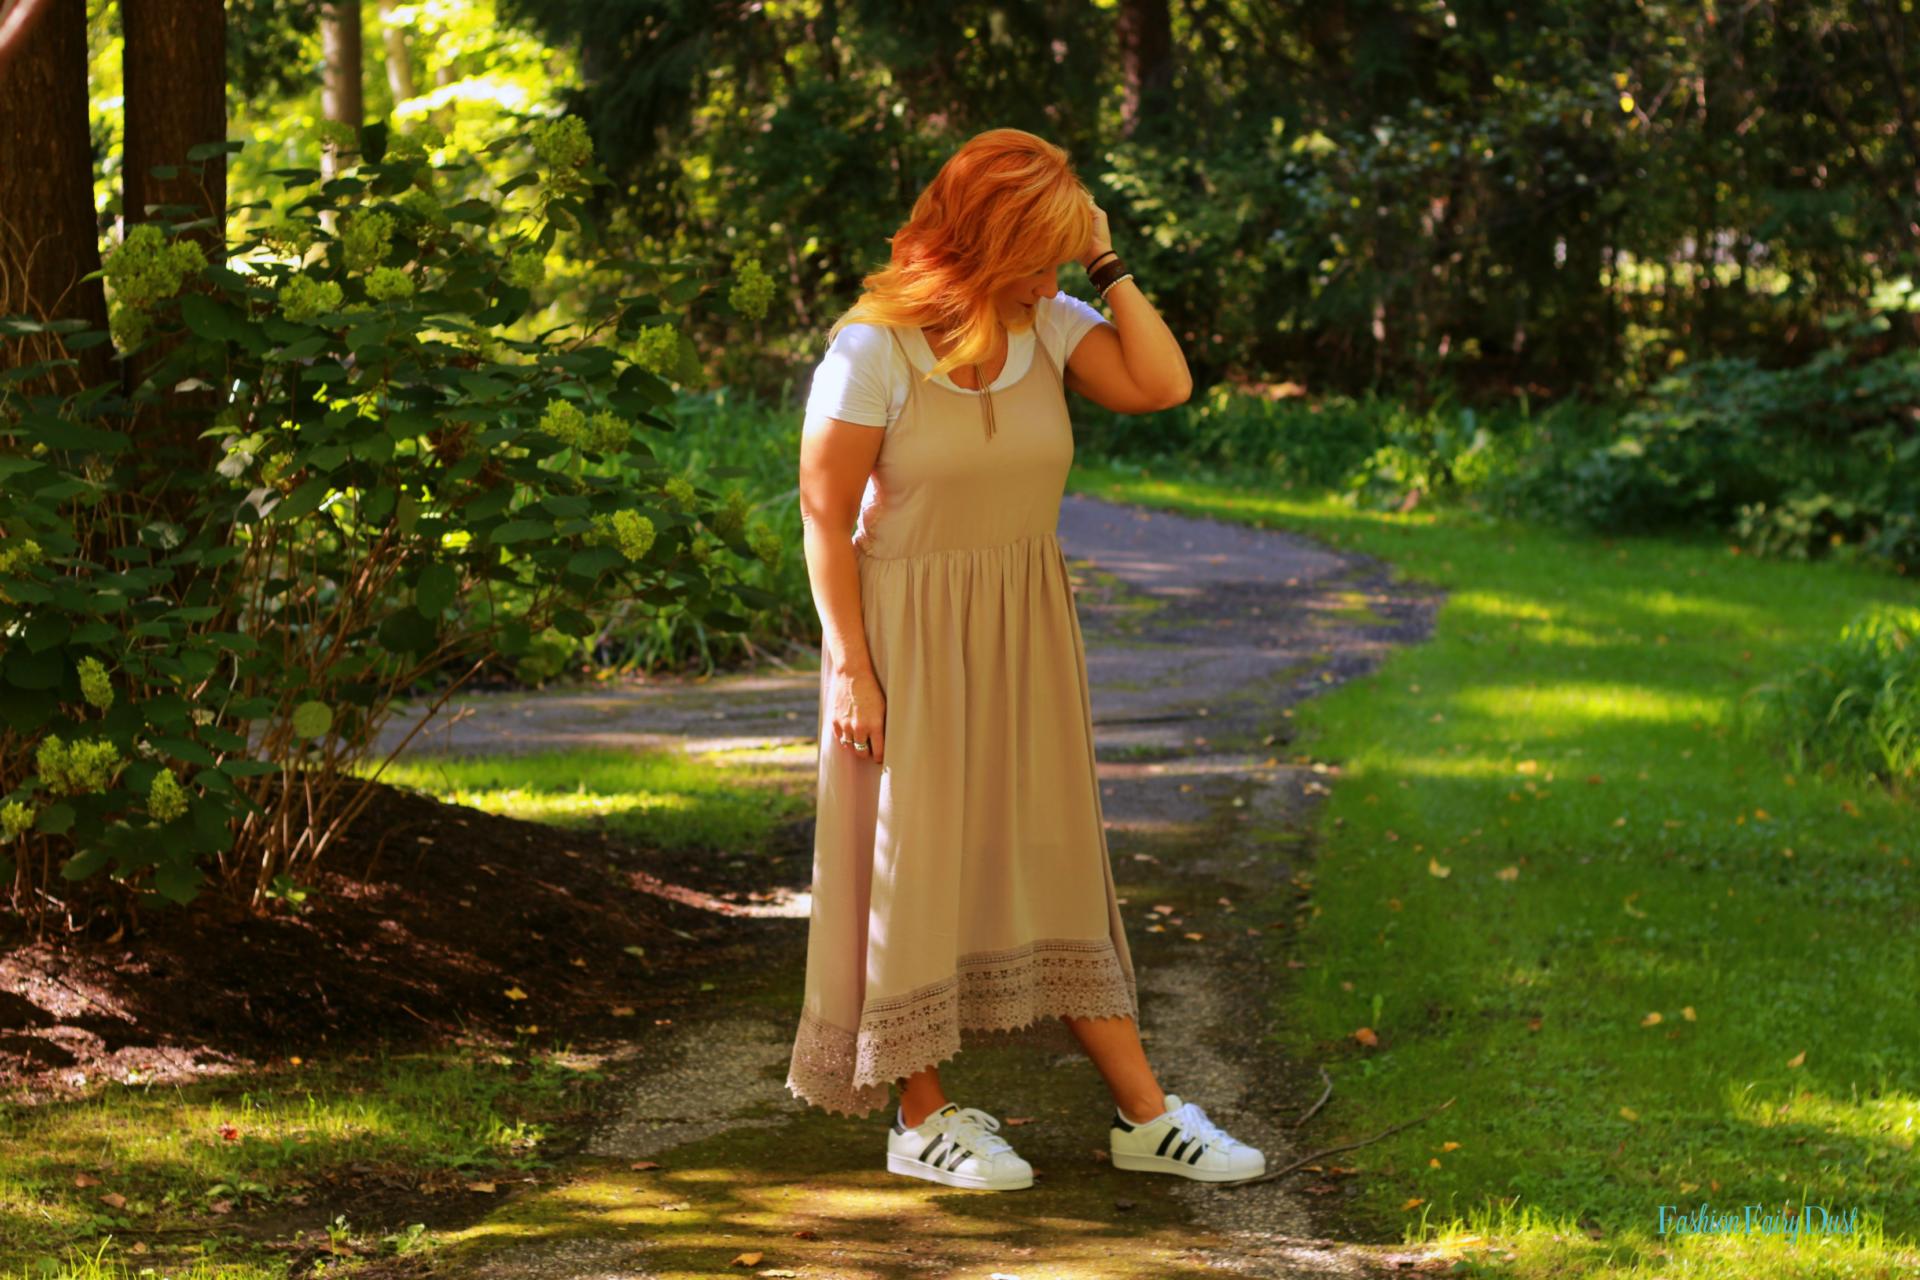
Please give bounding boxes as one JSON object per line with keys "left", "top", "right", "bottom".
{"left": 804, "top": 293, "right": 1109, "bottom": 432}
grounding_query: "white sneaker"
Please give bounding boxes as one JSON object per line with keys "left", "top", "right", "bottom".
{"left": 1109, "top": 1092, "right": 1265, "bottom": 1182}
{"left": 886, "top": 1101, "right": 1034, "bottom": 1191}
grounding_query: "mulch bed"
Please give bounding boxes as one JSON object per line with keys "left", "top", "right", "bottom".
{"left": 0, "top": 775, "right": 815, "bottom": 1104}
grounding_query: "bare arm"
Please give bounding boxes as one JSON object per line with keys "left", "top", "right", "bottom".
{"left": 798, "top": 414, "right": 889, "bottom": 764}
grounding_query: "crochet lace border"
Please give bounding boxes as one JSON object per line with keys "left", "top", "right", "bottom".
{"left": 786, "top": 935, "right": 1140, "bottom": 1119}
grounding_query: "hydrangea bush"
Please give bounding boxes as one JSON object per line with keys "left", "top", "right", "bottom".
{"left": 0, "top": 119, "right": 781, "bottom": 925}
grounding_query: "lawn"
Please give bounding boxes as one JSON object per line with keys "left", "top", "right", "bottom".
{"left": 1069, "top": 458, "right": 1920, "bottom": 1278}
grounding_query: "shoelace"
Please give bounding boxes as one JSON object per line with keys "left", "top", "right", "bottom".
{"left": 943, "top": 1106, "right": 1014, "bottom": 1157}
{"left": 1167, "top": 1100, "right": 1247, "bottom": 1154}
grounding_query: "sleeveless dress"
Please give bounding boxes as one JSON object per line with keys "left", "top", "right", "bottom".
{"left": 785, "top": 321, "right": 1141, "bottom": 1118}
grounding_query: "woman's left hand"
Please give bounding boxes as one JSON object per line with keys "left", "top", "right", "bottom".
{"left": 1080, "top": 201, "right": 1113, "bottom": 270}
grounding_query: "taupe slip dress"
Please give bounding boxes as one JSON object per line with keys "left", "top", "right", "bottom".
{"left": 786, "top": 320, "right": 1139, "bottom": 1119}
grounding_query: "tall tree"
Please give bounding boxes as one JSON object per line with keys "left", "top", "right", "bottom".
{"left": 0, "top": 0, "right": 110, "bottom": 393}
{"left": 321, "top": 0, "right": 364, "bottom": 178}
{"left": 1115, "top": 0, "right": 1172, "bottom": 139}
{"left": 377, "top": 0, "right": 414, "bottom": 103}
{"left": 123, "top": 0, "right": 225, "bottom": 248}
{"left": 121, "top": 0, "right": 226, "bottom": 468}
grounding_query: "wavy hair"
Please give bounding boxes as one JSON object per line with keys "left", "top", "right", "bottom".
{"left": 827, "top": 128, "right": 1093, "bottom": 396}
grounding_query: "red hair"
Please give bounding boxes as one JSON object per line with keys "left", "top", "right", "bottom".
{"left": 828, "top": 128, "right": 1094, "bottom": 395}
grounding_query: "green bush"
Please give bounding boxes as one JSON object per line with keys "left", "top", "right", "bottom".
{"left": 1741, "top": 602, "right": 1920, "bottom": 792}
{"left": 0, "top": 120, "right": 778, "bottom": 923}
{"left": 1485, "top": 315, "right": 1920, "bottom": 568}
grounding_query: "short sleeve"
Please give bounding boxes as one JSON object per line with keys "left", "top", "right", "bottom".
{"left": 805, "top": 323, "right": 896, "bottom": 430}
{"left": 1047, "top": 292, "right": 1108, "bottom": 366}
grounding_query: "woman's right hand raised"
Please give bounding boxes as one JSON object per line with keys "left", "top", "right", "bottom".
{"left": 830, "top": 666, "right": 887, "bottom": 768}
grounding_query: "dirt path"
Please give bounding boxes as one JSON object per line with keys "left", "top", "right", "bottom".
{"left": 373, "top": 493, "right": 1446, "bottom": 1279}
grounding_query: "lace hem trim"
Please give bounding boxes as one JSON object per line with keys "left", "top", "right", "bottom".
{"left": 785, "top": 935, "right": 1140, "bottom": 1119}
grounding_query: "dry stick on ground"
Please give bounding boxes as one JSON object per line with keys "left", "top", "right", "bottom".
{"left": 1220, "top": 1095, "right": 1456, "bottom": 1191}
{"left": 1293, "top": 1065, "right": 1334, "bottom": 1128}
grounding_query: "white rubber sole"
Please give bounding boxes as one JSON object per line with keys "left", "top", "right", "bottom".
{"left": 1110, "top": 1147, "right": 1266, "bottom": 1182}
{"left": 886, "top": 1150, "right": 1033, "bottom": 1191}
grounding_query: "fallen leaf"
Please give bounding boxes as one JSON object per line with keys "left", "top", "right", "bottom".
{"left": 1681, "top": 1006, "right": 1697, "bottom": 1021}
{"left": 1183, "top": 931, "right": 1205, "bottom": 941}
{"left": 1619, "top": 1106, "right": 1639, "bottom": 1122}
{"left": 1494, "top": 865, "right": 1519, "bottom": 881}
{"left": 1440, "top": 1141, "right": 1460, "bottom": 1152}
{"left": 100, "top": 1191, "right": 127, "bottom": 1209}
{"left": 630, "top": 1160, "right": 662, "bottom": 1171}
{"left": 730, "top": 1252, "right": 764, "bottom": 1267}
{"left": 1005, "top": 1116, "right": 1037, "bottom": 1126}
{"left": 1352, "top": 1026, "right": 1379, "bottom": 1047}
{"left": 611, "top": 1006, "right": 635, "bottom": 1017}
{"left": 1152, "top": 903, "right": 1176, "bottom": 913}
{"left": 219, "top": 1123, "right": 241, "bottom": 1142}
{"left": 1787, "top": 1050, "right": 1806, "bottom": 1068}
{"left": 467, "top": 1181, "right": 497, "bottom": 1193}
{"left": 661, "top": 1200, "right": 692, "bottom": 1211}
{"left": 1641, "top": 1011, "right": 1663, "bottom": 1027}
{"left": 503, "top": 986, "right": 529, "bottom": 1001}
{"left": 1402, "top": 1197, "right": 1425, "bottom": 1210}
{"left": 1428, "top": 857, "right": 1451, "bottom": 877}
{"left": 73, "top": 1173, "right": 101, "bottom": 1188}
{"left": 209, "top": 1198, "right": 233, "bottom": 1213}
{"left": 1429, "top": 1157, "right": 1442, "bottom": 1167}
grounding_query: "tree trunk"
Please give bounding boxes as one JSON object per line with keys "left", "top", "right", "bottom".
{"left": 0, "top": 0, "right": 110, "bottom": 394}
{"left": 121, "top": 0, "right": 225, "bottom": 469}
{"left": 322, "top": 0, "right": 364, "bottom": 179}
{"left": 1115, "top": 0, "right": 1172, "bottom": 140}
{"left": 377, "top": 0, "right": 414, "bottom": 104}
{"left": 123, "top": 0, "right": 225, "bottom": 246}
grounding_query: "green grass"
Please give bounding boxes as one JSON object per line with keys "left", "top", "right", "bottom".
{"left": 357, "top": 745, "right": 814, "bottom": 852}
{"left": 4, "top": 748, "right": 804, "bottom": 1280}
{"left": 1068, "top": 459, "right": 1920, "bottom": 1278}
{"left": 0, "top": 1045, "right": 600, "bottom": 1279}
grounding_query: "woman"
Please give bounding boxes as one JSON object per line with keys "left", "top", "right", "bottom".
{"left": 787, "top": 128, "right": 1265, "bottom": 1191}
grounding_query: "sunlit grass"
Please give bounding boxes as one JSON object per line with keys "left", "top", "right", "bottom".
{"left": 0, "top": 1047, "right": 599, "bottom": 1278}
{"left": 1068, "top": 461, "right": 1920, "bottom": 1277}
{"left": 359, "top": 745, "right": 813, "bottom": 852}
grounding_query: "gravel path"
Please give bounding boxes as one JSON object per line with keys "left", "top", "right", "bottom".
{"left": 382, "top": 492, "right": 1448, "bottom": 1279}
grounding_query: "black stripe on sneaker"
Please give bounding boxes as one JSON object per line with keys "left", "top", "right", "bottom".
{"left": 1187, "top": 1144, "right": 1206, "bottom": 1164}
{"left": 1156, "top": 1128, "right": 1179, "bottom": 1157}
{"left": 1171, "top": 1136, "right": 1194, "bottom": 1161}
{"left": 921, "top": 1135, "right": 945, "bottom": 1162}
{"left": 1112, "top": 1111, "right": 1136, "bottom": 1132}
{"left": 946, "top": 1145, "right": 971, "bottom": 1170}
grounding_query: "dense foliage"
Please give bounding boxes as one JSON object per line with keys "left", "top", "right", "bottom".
{"left": 0, "top": 120, "right": 778, "bottom": 920}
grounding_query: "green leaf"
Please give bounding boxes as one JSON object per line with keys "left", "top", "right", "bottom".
{"left": 179, "top": 294, "right": 243, "bottom": 342}
{"left": 567, "top": 547, "right": 627, "bottom": 578}
{"left": 552, "top": 608, "right": 597, "bottom": 638}
{"left": 148, "top": 735, "right": 219, "bottom": 767}
{"left": 490, "top": 519, "right": 551, "bottom": 544}
{"left": 187, "top": 139, "right": 247, "bottom": 161}
{"left": 58, "top": 842, "right": 106, "bottom": 878}
{"left": 291, "top": 700, "right": 333, "bottom": 739}
{"left": 273, "top": 477, "right": 331, "bottom": 521}
{"left": 414, "top": 563, "right": 458, "bottom": 617}
{"left": 377, "top": 610, "right": 437, "bottom": 654}
{"left": 152, "top": 859, "right": 206, "bottom": 904}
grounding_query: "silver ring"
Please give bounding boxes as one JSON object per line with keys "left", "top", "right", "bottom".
{"left": 853, "top": 740, "right": 871, "bottom": 752}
